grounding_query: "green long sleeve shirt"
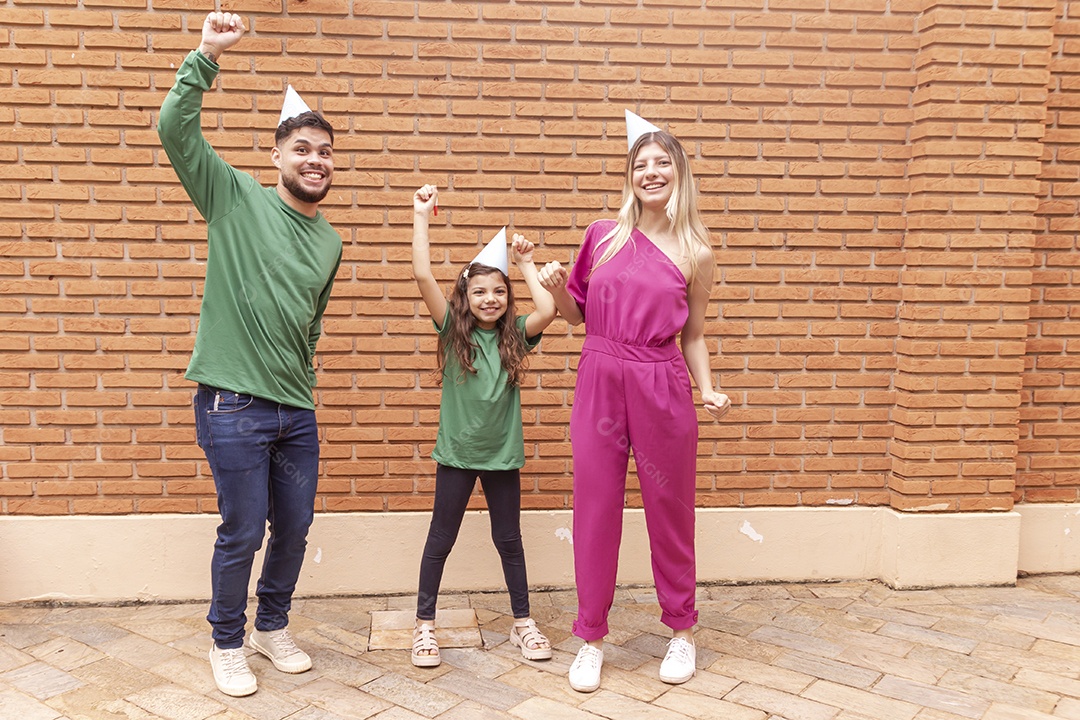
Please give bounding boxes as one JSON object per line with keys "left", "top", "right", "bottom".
{"left": 158, "top": 51, "right": 342, "bottom": 410}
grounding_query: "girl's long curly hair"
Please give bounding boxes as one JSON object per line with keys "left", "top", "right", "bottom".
{"left": 437, "top": 263, "right": 529, "bottom": 387}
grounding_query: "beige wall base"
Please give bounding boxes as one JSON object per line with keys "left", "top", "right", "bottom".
{"left": 1015, "top": 503, "right": 1080, "bottom": 575}
{"left": 0, "top": 505, "right": 1060, "bottom": 604}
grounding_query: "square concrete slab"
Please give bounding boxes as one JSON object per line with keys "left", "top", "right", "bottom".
{"left": 368, "top": 609, "right": 481, "bottom": 651}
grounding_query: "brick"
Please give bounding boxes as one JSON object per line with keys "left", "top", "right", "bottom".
{"left": 0, "top": 2, "right": 1075, "bottom": 516}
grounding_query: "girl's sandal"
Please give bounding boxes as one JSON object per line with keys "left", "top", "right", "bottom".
{"left": 509, "top": 618, "right": 553, "bottom": 661}
{"left": 411, "top": 623, "right": 441, "bottom": 667}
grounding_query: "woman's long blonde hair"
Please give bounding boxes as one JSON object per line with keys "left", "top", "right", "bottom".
{"left": 591, "top": 130, "right": 710, "bottom": 284}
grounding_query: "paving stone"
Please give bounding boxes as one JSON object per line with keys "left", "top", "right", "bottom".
{"left": 300, "top": 599, "right": 379, "bottom": 633}
{"left": 27, "top": 636, "right": 107, "bottom": 671}
{"left": 126, "top": 683, "right": 227, "bottom": 720}
{"left": 801, "top": 678, "right": 923, "bottom": 720}
{"left": 989, "top": 616, "right": 1080, "bottom": 648}
{"left": 495, "top": 665, "right": 586, "bottom": 707}
{"left": 97, "top": 630, "right": 183, "bottom": 668}
{"left": 652, "top": 686, "right": 767, "bottom": 719}
{"left": 707, "top": 654, "right": 815, "bottom": 694}
{"left": 433, "top": 700, "right": 515, "bottom": 719}
{"left": 872, "top": 675, "right": 990, "bottom": 719}
{"left": 678, "top": 667, "right": 741, "bottom": 699}
{"left": 508, "top": 696, "right": 605, "bottom": 719}
{"left": 981, "top": 703, "right": 1061, "bottom": 719}
{"left": 931, "top": 617, "right": 1039, "bottom": 651}
{"left": 0, "top": 608, "right": 51, "bottom": 624}
{"left": 578, "top": 688, "right": 690, "bottom": 720}
{"left": 361, "top": 672, "right": 462, "bottom": 717}
{"left": 300, "top": 645, "right": 383, "bottom": 687}
{"left": 936, "top": 669, "right": 1060, "bottom": 713}
{"left": 0, "top": 638, "right": 36, "bottom": 673}
{"left": 576, "top": 662, "right": 670, "bottom": 702}
{"left": 429, "top": 668, "right": 532, "bottom": 710}
{"left": 693, "top": 626, "right": 784, "bottom": 664}
{"left": 51, "top": 622, "right": 131, "bottom": 648}
{"left": 878, "top": 590, "right": 951, "bottom": 608}
{"left": 1, "top": 660, "right": 84, "bottom": 700}
{"left": 696, "top": 607, "right": 761, "bottom": 636}
{"left": 723, "top": 681, "right": 840, "bottom": 720}
{"left": 116, "top": 618, "right": 204, "bottom": 644}
{"left": 300, "top": 622, "right": 370, "bottom": 659}
{"left": 748, "top": 625, "right": 845, "bottom": 659}
{"left": 1011, "top": 666, "right": 1080, "bottom": 698}
{"left": 0, "top": 686, "right": 66, "bottom": 720}
{"left": 44, "top": 683, "right": 160, "bottom": 720}
{"left": 1029, "top": 637, "right": 1080, "bottom": 665}
{"left": 813, "top": 622, "right": 915, "bottom": 658}
{"left": 875, "top": 622, "right": 979, "bottom": 655}
{"left": 2, "top": 579, "right": 1078, "bottom": 719}
{"left": 912, "top": 710, "right": 974, "bottom": 720}
{"left": 772, "top": 649, "right": 881, "bottom": 689}
{"left": 288, "top": 677, "right": 392, "bottom": 718}
{"left": 146, "top": 652, "right": 222, "bottom": 696}
{"left": 834, "top": 645, "right": 943, "bottom": 686}
{"left": 215, "top": 682, "right": 309, "bottom": 720}
{"left": 274, "top": 704, "right": 354, "bottom": 720}
{"left": 619, "top": 631, "right": 720, "bottom": 667}
{"left": 369, "top": 707, "right": 430, "bottom": 720}
{"left": 69, "top": 656, "right": 163, "bottom": 696}
{"left": 790, "top": 602, "right": 884, "bottom": 633}
{"left": 368, "top": 609, "right": 480, "bottom": 651}
{"left": 970, "top": 642, "right": 1080, "bottom": 678}
{"left": 1053, "top": 697, "right": 1080, "bottom": 720}
{"left": 438, "top": 646, "right": 520, "bottom": 683}
{"left": 0, "top": 623, "right": 58, "bottom": 649}
{"left": 843, "top": 603, "right": 940, "bottom": 630}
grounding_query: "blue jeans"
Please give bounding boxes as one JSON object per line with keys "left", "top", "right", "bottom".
{"left": 193, "top": 384, "right": 319, "bottom": 649}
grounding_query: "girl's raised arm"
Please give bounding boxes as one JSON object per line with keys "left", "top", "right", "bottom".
{"left": 512, "top": 234, "right": 557, "bottom": 338}
{"left": 412, "top": 184, "right": 448, "bottom": 324}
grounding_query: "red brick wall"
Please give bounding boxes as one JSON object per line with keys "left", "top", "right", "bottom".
{"left": 0, "top": 0, "right": 1077, "bottom": 515}
{"left": 1022, "top": 0, "right": 1080, "bottom": 504}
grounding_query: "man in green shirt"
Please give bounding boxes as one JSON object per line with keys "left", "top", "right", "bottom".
{"left": 157, "top": 12, "right": 342, "bottom": 697}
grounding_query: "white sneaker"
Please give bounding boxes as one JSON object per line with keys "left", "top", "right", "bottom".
{"left": 209, "top": 644, "right": 257, "bottom": 697}
{"left": 249, "top": 627, "right": 312, "bottom": 673}
{"left": 659, "top": 636, "right": 696, "bottom": 684}
{"left": 568, "top": 643, "right": 603, "bottom": 693}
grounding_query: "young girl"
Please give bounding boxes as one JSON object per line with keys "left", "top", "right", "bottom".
{"left": 539, "top": 127, "right": 731, "bottom": 692}
{"left": 410, "top": 183, "right": 557, "bottom": 667}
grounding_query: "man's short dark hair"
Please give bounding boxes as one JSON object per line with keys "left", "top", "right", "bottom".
{"left": 275, "top": 111, "right": 335, "bottom": 147}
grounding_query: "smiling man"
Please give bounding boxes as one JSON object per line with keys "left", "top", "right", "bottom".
{"left": 157, "top": 12, "right": 342, "bottom": 698}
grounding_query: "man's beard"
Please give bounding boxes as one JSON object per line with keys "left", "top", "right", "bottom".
{"left": 281, "top": 167, "right": 331, "bottom": 204}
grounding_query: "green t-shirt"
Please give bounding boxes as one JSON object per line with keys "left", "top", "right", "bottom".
{"left": 157, "top": 51, "right": 342, "bottom": 410}
{"left": 432, "top": 309, "right": 541, "bottom": 470}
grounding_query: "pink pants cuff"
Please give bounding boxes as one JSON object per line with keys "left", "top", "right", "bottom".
{"left": 572, "top": 619, "right": 609, "bottom": 642}
{"left": 661, "top": 609, "right": 699, "bottom": 632}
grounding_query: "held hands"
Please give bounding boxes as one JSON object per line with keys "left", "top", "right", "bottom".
{"left": 702, "top": 390, "right": 731, "bottom": 419}
{"left": 511, "top": 234, "right": 534, "bottom": 265}
{"left": 414, "top": 184, "right": 438, "bottom": 215}
{"left": 538, "top": 261, "right": 569, "bottom": 292}
{"left": 200, "top": 12, "right": 245, "bottom": 58}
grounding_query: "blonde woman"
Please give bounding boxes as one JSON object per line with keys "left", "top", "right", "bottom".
{"left": 539, "top": 124, "right": 730, "bottom": 693}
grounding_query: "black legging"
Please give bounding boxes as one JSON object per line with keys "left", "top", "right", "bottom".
{"left": 417, "top": 464, "right": 530, "bottom": 621}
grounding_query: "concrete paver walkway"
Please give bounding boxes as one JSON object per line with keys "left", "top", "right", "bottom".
{"left": 1, "top": 576, "right": 1078, "bottom": 719}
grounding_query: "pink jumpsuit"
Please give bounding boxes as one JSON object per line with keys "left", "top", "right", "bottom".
{"left": 567, "top": 219, "right": 699, "bottom": 641}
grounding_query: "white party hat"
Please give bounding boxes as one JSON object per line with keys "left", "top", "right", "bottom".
{"left": 279, "top": 85, "right": 312, "bottom": 126}
{"left": 625, "top": 109, "right": 662, "bottom": 151}
{"left": 470, "top": 227, "right": 509, "bottom": 275}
